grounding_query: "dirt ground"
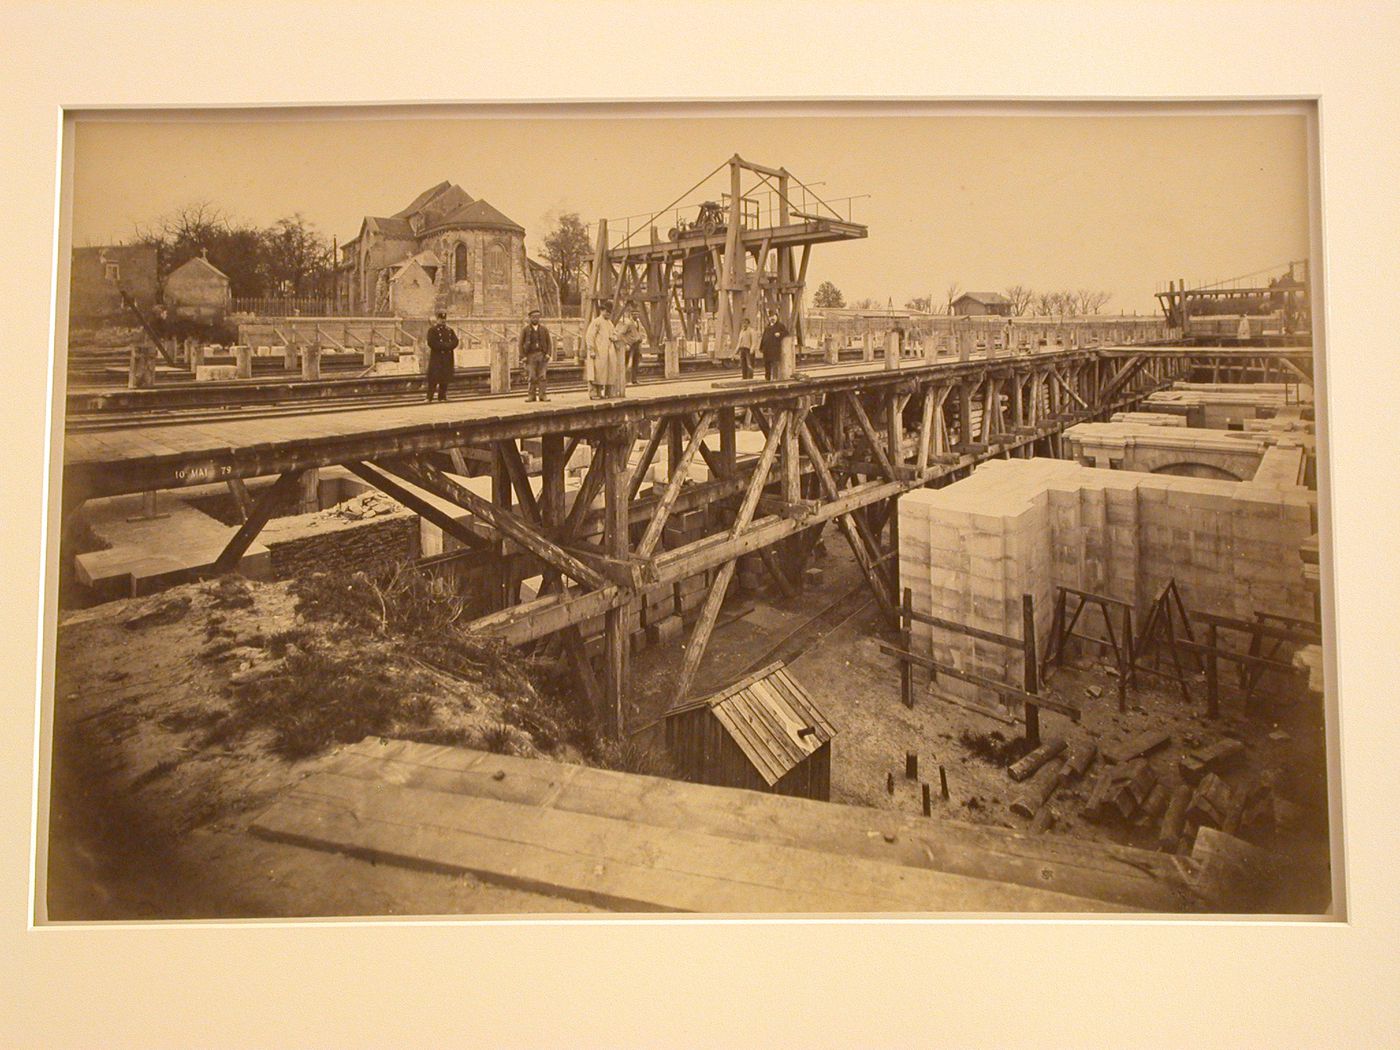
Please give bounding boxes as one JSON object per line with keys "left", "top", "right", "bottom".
{"left": 44, "top": 576, "right": 600, "bottom": 920}
{"left": 629, "top": 533, "right": 1333, "bottom": 914}
{"left": 44, "top": 534, "right": 1333, "bottom": 919}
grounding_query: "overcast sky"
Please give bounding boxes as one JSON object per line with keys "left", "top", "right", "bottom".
{"left": 69, "top": 109, "right": 1311, "bottom": 314}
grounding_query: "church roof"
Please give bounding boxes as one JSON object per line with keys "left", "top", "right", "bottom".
{"left": 392, "top": 181, "right": 460, "bottom": 219}
{"left": 389, "top": 249, "right": 442, "bottom": 274}
{"left": 365, "top": 215, "right": 415, "bottom": 239}
{"left": 425, "top": 197, "right": 524, "bottom": 234}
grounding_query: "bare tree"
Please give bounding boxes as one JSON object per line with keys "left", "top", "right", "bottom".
{"left": 904, "top": 295, "right": 932, "bottom": 313}
{"left": 1084, "top": 290, "right": 1113, "bottom": 315}
{"left": 1004, "top": 284, "right": 1035, "bottom": 317}
{"left": 1034, "top": 291, "right": 1057, "bottom": 316}
{"left": 944, "top": 281, "right": 962, "bottom": 314}
{"left": 133, "top": 201, "right": 267, "bottom": 296}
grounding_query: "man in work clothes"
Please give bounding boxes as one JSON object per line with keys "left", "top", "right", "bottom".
{"left": 759, "top": 311, "right": 788, "bottom": 382}
{"left": 520, "top": 308, "right": 552, "bottom": 402}
{"left": 583, "top": 300, "right": 620, "bottom": 399}
{"left": 735, "top": 316, "right": 756, "bottom": 379}
{"left": 620, "top": 310, "right": 646, "bottom": 384}
{"left": 425, "top": 311, "right": 458, "bottom": 402}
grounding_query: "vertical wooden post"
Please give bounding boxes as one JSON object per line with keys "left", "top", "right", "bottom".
{"left": 884, "top": 329, "right": 900, "bottom": 370}
{"left": 901, "top": 587, "right": 915, "bottom": 708}
{"left": 922, "top": 782, "right": 932, "bottom": 816}
{"left": 719, "top": 407, "right": 737, "bottom": 477}
{"left": 541, "top": 435, "right": 565, "bottom": 528}
{"left": 128, "top": 345, "right": 156, "bottom": 389}
{"left": 297, "top": 469, "right": 320, "bottom": 516}
{"left": 1022, "top": 593, "right": 1040, "bottom": 748}
{"left": 716, "top": 157, "right": 742, "bottom": 358}
{"left": 667, "top": 416, "right": 684, "bottom": 478}
{"left": 887, "top": 392, "right": 904, "bottom": 474}
{"left": 492, "top": 447, "right": 513, "bottom": 610}
{"left": 782, "top": 405, "right": 802, "bottom": 506}
{"left": 602, "top": 426, "right": 632, "bottom": 738}
{"left": 905, "top": 751, "right": 918, "bottom": 780}
{"left": 489, "top": 339, "right": 511, "bottom": 393}
{"left": 298, "top": 345, "right": 318, "bottom": 381}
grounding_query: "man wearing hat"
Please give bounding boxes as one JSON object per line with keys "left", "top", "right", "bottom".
{"left": 520, "top": 308, "right": 552, "bottom": 402}
{"left": 424, "top": 310, "right": 459, "bottom": 402}
{"left": 583, "top": 299, "right": 618, "bottom": 399}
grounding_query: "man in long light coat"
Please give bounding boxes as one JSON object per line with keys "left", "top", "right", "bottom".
{"left": 583, "top": 299, "right": 623, "bottom": 398}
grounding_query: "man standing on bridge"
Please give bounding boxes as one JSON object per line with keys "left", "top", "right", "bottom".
{"left": 619, "top": 309, "right": 645, "bottom": 384}
{"left": 520, "top": 308, "right": 552, "bottom": 402}
{"left": 735, "top": 316, "right": 756, "bottom": 379}
{"left": 583, "top": 299, "right": 621, "bottom": 399}
{"left": 759, "top": 310, "right": 788, "bottom": 382}
{"left": 425, "top": 311, "right": 458, "bottom": 403}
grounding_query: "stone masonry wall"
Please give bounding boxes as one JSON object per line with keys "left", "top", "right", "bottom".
{"left": 898, "top": 458, "right": 1315, "bottom": 711}
{"left": 266, "top": 515, "right": 420, "bottom": 580}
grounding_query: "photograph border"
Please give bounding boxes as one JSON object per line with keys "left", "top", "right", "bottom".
{"left": 4, "top": 3, "right": 1395, "bottom": 1046}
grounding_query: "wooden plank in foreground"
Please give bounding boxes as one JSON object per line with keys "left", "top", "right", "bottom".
{"left": 282, "top": 741, "right": 1199, "bottom": 911}
{"left": 249, "top": 771, "right": 1122, "bottom": 914}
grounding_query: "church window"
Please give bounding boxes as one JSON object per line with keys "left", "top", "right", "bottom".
{"left": 487, "top": 243, "right": 508, "bottom": 284}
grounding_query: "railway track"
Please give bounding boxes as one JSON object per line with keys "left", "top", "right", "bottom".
{"left": 62, "top": 351, "right": 885, "bottom": 432}
{"left": 63, "top": 362, "right": 740, "bottom": 432}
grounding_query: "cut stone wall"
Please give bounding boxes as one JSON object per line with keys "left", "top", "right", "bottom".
{"left": 898, "top": 458, "right": 1315, "bottom": 710}
{"left": 266, "top": 516, "right": 420, "bottom": 579}
{"left": 1064, "top": 422, "right": 1270, "bottom": 481}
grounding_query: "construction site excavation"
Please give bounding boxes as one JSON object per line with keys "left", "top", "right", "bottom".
{"left": 45, "top": 123, "right": 1333, "bottom": 920}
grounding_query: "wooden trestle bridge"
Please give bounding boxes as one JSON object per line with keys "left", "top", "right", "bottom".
{"left": 60, "top": 343, "right": 1315, "bottom": 737}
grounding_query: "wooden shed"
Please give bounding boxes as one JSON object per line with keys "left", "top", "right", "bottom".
{"left": 663, "top": 662, "right": 835, "bottom": 801}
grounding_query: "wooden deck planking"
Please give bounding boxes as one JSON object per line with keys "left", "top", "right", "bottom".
{"left": 62, "top": 353, "right": 1060, "bottom": 470}
{"left": 299, "top": 741, "right": 1199, "bottom": 911}
{"left": 251, "top": 767, "right": 1127, "bottom": 914}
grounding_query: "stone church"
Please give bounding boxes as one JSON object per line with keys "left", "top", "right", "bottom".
{"left": 336, "top": 181, "right": 558, "bottom": 318}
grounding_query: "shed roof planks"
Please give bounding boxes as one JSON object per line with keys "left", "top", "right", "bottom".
{"left": 682, "top": 662, "right": 835, "bottom": 787}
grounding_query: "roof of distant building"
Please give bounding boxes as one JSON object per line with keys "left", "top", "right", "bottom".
{"left": 424, "top": 197, "right": 524, "bottom": 234}
{"left": 167, "top": 254, "right": 230, "bottom": 282}
{"left": 392, "top": 180, "right": 461, "bottom": 219}
{"left": 365, "top": 216, "right": 415, "bottom": 239}
{"left": 955, "top": 291, "right": 1011, "bottom": 305}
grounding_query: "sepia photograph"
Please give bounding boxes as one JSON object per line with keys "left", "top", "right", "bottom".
{"left": 36, "top": 102, "right": 1340, "bottom": 922}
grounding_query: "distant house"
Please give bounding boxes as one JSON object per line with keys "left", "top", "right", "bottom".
{"left": 69, "top": 244, "right": 159, "bottom": 326}
{"left": 663, "top": 662, "right": 835, "bottom": 801}
{"left": 164, "top": 254, "right": 231, "bottom": 322}
{"left": 951, "top": 292, "right": 1013, "bottom": 317}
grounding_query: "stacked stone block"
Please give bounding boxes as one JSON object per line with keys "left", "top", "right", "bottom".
{"left": 899, "top": 457, "right": 1316, "bottom": 711}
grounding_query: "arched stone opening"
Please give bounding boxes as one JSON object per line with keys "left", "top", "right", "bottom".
{"left": 1150, "top": 462, "right": 1244, "bottom": 482}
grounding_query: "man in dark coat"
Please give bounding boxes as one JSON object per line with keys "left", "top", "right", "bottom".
{"left": 425, "top": 311, "right": 458, "bottom": 402}
{"left": 759, "top": 311, "right": 788, "bottom": 381}
{"left": 520, "top": 308, "right": 552, "bottom": 402}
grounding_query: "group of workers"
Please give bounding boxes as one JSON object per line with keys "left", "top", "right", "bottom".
{"left": 421, "top": 305, "right": 791, "bottom": 404}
